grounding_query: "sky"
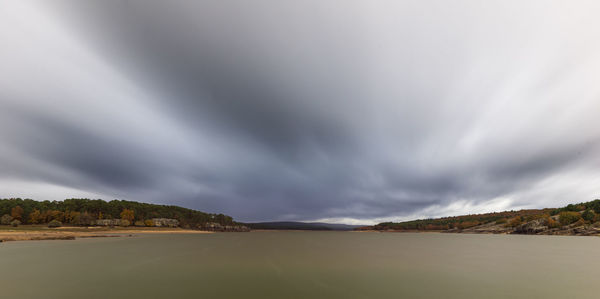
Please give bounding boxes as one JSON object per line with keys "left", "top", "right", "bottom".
{"left": 1, "top": 0, "right": 599, "bottom": 224}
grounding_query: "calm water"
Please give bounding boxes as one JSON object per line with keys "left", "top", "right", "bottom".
{"left": 1, "top": 231, "right": 599, "bottom": 298}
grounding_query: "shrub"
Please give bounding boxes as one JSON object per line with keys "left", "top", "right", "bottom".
{"left": 10, "top": 219, "right": 21, "bottom": 227}
{"left": 582, "top": 210, "right": 595, "bottom": 222}
{"left": 48, "top": 220, "right": 62, "bottom": 228}
{"left": 78, "top": 212, "right": 95, "bottom": 226}
{"left": 456, "top": 221, "right": 480, "bottom": 229}
{"left": 545, "top": 217, "right": 560, "bottom": 229}
{"left": 144, "top": 220, "right": 154, "bottom": 227}
{"left": 119, "top": 219, "right": 131, "bottom": 227}
{"left": 1, "top": 214, "right": 12, "bottom": 225}
{"left": 559, "top": 211, "right": 582, "bottom": 226}
{"left": 507, "top": 217, "right": 522, "bottom": 228}
{"left": 11, "top": 206, "right": 23, "bottom": 221}
{"left": 573, "top": 218, "right": 586, "bottom": 227}
{"left": 495, "top": 218, "right": 507, "bottom": 224}
{"left": 134, "top": 220, "right": 145, "bottom": 227}
{"left": 525, "top": 214, "right": 546, "bottom": 222}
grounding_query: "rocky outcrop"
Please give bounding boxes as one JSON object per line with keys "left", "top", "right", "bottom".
{"left": 151, "top": 218, "right": 179, "bottom": 227}
{"left": 514, "top": 219, "right": 548, "bottom": 234}
{"left": 459, "top": 221, "right": 513, "bottom": 234}
{"left": 95, "top": 219, "right": 122, "bottom": 226}
{"left": 203, "top": 222, "right": 250, "bottom": 232}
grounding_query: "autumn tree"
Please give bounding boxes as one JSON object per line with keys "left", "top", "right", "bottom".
{"left": 1, "top": 214, "right": 12, "bottom": 225}
{"left": 507, "top": 217, "right": 522, "bottom": 228}
{"left": 28, "top": 209, "right": 42, "bottom": 224}
{"left": 120, "top": 209, "right": 134, "bottom": 223}
{"left": 546, "top": 217, "right": 560, "bottom": 229}
{"left": 0, "top": 198, "right": 232, "bottom": 227}
{"left": 70, "top": 211, "right": 81, "bottom": 224}
{"left": 11, "top": 206, "right": 23, "bottom": 221}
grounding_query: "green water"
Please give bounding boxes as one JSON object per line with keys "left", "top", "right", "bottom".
{"left": 1, "top": 231, "right": 599, "bottom": 298}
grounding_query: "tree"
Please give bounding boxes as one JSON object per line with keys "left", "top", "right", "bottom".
{"left": 0, "top": 197, "right": 233, "bottom": 228}
{"left": 68, "top": 211, "right": 81, "bottom": 224}
{"left": 11, "top": 206, "right": 23, "bottom": 221}
{"left": 508, "top": 217, "right": 522, "bottom": 228}
{"left": 28, "top": 209, "right": 42, "bottom": 224}
{"left": 78, "top": 212, "right": 94, "bottom": 226}
{"left": 582, "top": 210, "right": 595, "bottom": 222}
{"left": 48, "top": 220, "right": 62, "bottom": 228}
{"left": 546, "top": 217, "right": 560, "bottom": 229}
{"left": 47, "top": 210, "right": 64, "bottom": 222}
{"left": 559, "top": 211, "right": 582, "bottom": 226}
{"left": 1, "top": 214, "right": 12, "bottom": 225}
{"left": 120, "top": 209, "right": 134, "bottom": 223}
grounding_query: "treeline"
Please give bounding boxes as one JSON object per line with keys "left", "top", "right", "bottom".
{"left": 0, "top": 198, "right": 235, "bottom": 228}
{"left": 368, "top": 199, "right": 600, "bottom": 231}
{"left": 247, "top": 222, "right": 334, "bottom": 231}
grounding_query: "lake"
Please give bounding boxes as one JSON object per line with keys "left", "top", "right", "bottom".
{"left": 0, "top": 231, "right": 598, "bottom": 298}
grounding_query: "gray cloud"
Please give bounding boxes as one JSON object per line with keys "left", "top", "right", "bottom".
{"left": 1, "top": 0, "right": 600, "bottom": 224}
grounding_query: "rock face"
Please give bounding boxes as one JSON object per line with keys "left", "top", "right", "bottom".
{"left": 152, "top": 218, "right": 179, "bottom": 227}
{"left": 95, "top": 219, "right": 122, "bottom": 226}
{"left": 459, "top": 221, "right": 512, "bottom": 234}
{"left": 514, "top": 219, "right": 548, "bottom": 234}
{"left": 203, "top": 222, "right": 250, "bottom": 232}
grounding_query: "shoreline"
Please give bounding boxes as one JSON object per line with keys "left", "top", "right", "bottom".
{"left": 0, "top": 226, "right": 213, "bottom": 242}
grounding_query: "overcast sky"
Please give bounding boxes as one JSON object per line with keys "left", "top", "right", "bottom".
{"left": 1, "top": 1, "right": 599, "bottom": 224}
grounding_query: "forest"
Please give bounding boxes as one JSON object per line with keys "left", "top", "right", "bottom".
{"left": 0, "top": 198, "right": 235, "bottom": 228}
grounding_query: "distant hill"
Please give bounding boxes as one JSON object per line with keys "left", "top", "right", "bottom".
{"left": 246, "top": 221, "right": 360, "bottom": 231}
{"left": 359, "top": 199, "right": 600, "bottom": 236}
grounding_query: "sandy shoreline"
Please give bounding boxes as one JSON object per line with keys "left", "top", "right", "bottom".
{"left": 0, "top": 226, "right": 213, "bottom": 242}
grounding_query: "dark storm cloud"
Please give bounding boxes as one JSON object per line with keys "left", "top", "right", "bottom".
{"left": 1, "top": 0, "right": 600, "bottom": 224}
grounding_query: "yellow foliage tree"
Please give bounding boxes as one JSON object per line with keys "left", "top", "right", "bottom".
{"left": 11, "top": 206, "right": 23, "bottom": 221}
{"left": 507, "top": 217, "right": 522, "bottom": 228}
{"left": 120, "top": 209, "right": 134, "bottom": 223}
{"left": 28, "top": 209, "right": 41, "bottom": 224}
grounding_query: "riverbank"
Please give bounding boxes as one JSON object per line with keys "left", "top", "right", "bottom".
{"left": 359, "top": 200, "right": 600, "bottom": 236}
{"left": 360, "top": 217, "right": 600, "bottom": 236}
{"left": 0, "top": 225, "right": 213, "bottom": 242}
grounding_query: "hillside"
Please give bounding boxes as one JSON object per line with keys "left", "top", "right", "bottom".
{"left": 0, "top": 198, "right": 236, "bottom": 229}
{"left": 246, "top": 221, "right": 360, "bottom": 231}
{"left": 358, "top": 199, "right": 600, "bottom": 236}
